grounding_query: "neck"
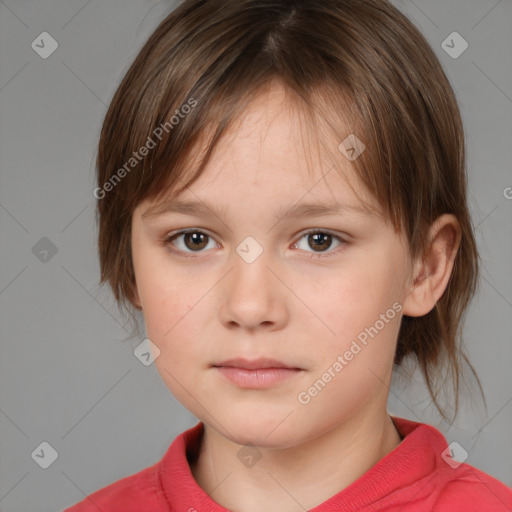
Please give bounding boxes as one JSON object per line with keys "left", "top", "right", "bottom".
{"left": 190, "top": 408, "right": 402, "bottom": 512}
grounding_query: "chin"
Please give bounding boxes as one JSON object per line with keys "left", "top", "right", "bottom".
{"left": 216, "top": 411, "right": 310, "bottom": 449}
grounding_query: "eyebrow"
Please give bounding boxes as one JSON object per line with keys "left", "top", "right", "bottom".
{"left": 142, "top": 199, "right": 374, "bottom": 223}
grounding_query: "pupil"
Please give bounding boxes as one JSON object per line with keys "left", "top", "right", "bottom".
{"left": 186, "top": 232, "right": 207, "bottom": 250}
{"left": 310, "top": 233, "right": 331, "bottom": 251}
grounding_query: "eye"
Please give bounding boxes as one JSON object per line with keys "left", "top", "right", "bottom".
{"left": 291, "top": 229, "right": 347, "bottom": 258}
{"left": 163, "top": 228, "right": 348, "bottom": 259}
{"left": 164, "top": 229, "right": 219, "bottom": 256}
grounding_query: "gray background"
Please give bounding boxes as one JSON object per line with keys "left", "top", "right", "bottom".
{"left": 0, "top": 1, "right": 511, "bottom": 510}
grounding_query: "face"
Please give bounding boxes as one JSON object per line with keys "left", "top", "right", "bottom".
{"left": 131, "top": 83, "right": 414, "bottom": 448}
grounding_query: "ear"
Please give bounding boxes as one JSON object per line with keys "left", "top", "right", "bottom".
{"left": 402, "top": 214, "right": 461, "bottom": 317}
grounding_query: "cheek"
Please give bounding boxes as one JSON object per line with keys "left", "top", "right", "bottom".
{"left": 301, "top": 254, "right": 403, "bottom": 367}
{"left": 136, "top": 266, "right": 210, "bottom": 405}
{"left": 134, "top": 260, "right": 222, "bottom": 383}
{"left": 133, "top": 250, "right": 199, "bottom": 344}
{"left": 302, "top": 266, "right": 379, "bottom": 340}
{"left": 140, "top": 279, "right": 199, "bottom": 347}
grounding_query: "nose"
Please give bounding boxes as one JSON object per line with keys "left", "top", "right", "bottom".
{"left": 218, "top": 241, "right": 289, "bottom": 331}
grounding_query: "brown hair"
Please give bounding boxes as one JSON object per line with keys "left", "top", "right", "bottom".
{"left": 95, "top": 0, "right": 483, "bottom": 420}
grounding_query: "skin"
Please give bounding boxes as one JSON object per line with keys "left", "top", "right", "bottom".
{"left": 130, "top": 81, "right": 461, "bottom": 512}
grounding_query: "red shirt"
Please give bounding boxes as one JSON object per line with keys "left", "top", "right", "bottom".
{"left": 63, "top": 416, "right": 512, "bottom": 511}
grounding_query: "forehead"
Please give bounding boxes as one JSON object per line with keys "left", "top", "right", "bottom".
{"left": 140, "top": 81, "right": 381, "bottom": 219}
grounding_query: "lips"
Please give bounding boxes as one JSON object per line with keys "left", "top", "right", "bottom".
{"left": 212, "top": 357, "right": 301, "bottom": 370}
{"left": 212, "top": 358, "right": 303, "bottom": 389}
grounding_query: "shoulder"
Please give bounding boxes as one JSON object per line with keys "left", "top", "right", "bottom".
{"left": 432, "top": 460, "right": 512, "bottom": 510}
{"left": 61, "top": 422, "right": 204, "bottom": 512}
{"left": 62, "top": 461, "right": 168, "bottom": 512}
{"left": 390, "top": 417, "right": 512, "bottom": 511}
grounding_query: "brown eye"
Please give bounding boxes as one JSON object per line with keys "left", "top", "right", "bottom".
{"left": 292, "top": 229, "right": 347, "bottom": 259}
{"left": 165, "top": 229, "right": 217, "bottom": 255}
{"left": 307, "top": 232, "right": 332, "bottom": 251}
{"left": 182, "top": 231, "right": 209, "bottom": 251}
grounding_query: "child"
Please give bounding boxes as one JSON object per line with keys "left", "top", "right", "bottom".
{"left": 64, "top": 0, "right": 512, "bottom": 510}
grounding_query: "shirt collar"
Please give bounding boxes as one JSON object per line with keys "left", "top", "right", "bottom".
{"left": 158, "top": 416, "right": 447, "bottom": 511}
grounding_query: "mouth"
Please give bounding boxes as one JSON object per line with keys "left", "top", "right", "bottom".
{"left": 213, "top": 357, "right": 301, "bottom": 370}
{"left": 212, "top": 358, "right": 303, "bottom": 389}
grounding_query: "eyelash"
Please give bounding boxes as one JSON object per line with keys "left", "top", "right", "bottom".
{"left": 162, "top": 228, "right": 348, "bottom": 260}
